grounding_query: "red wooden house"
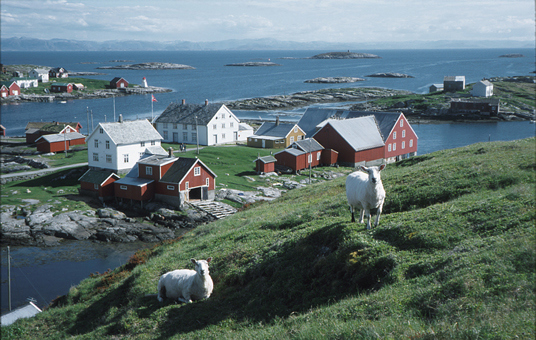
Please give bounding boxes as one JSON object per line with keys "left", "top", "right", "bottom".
{"left": 79, "top": 170, "right": 120, "bottom": 201}
{"left": 346, "top": 112, "right": 418, "bottom": 162}
{"left": 274, "top": 138, "right": 326, "bottom": 173}
{"left": 110, "top": 77, "right": 129, "bottom": 89}
{"left": 50, "top": 83, "right": 73, "bottom": 93}
{"left": 313, "top": 116, "right": 385, "bottom": 167}
{"left": 35, "top": 131, "right": 86, "bottom": 153}
{"left": 1, "top": 81, "right": 21, "bottom": 97}
{"left": 25, "top": 122, "right": 81, "bottom": 144}
{"left": 255, "top": 155, "right": 277, "bottom": 174}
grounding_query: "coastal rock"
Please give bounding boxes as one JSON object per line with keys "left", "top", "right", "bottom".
{"left": 366, "top": 72, "right": 414, "bottom": 78}
{"left": 305, "top": 77, "right": 365, "bottom": 83}
{"left": 310, "top": 52, "right": 381, "bottom": 59}
{"left": 225, "top": 62, "right": 281, "bottom": 67}
{"left": 498, "top": 54, "right": 524, "bottom": 58}
{"left": 97, "top": 62, "right": 195, "bottom": 70}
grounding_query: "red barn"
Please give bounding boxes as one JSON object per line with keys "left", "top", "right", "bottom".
{"left": 35, "top": 131, "right": 86, "bottom": 153}
{"left": 110, "top": 77, "right": 129, "bottom": 89}
{"left": 255, "top": 155, "right": 277, "bottom": 174}
{"left": 25, "top": 123, "right": 80, "bottom": 144}
{"left": 313, "top": 116, "right": 385, "bottom": 167}
{"left": 274, "top": 138, "right": 325, "bottom": 173}
{"left": 79, "top": 170, "right": 120, "bottom": 201}
{"left": 50, "top": 83, "right": 73, "bottom": 93}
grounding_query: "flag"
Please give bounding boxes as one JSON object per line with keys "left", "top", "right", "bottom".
{"left": 152, "top": 94, "right": 157, "bottom": 102}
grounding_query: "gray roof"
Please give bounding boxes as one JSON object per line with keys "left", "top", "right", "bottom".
{"left": 138, "top": 154, "right": 177, "bottom": 166}
{"left": 321, "top": 116, "right": 384, "bottom": 151}
{"left": 298, "top": 108, "right": 347, "bottom": 137}
{"left": 254, "top": 122, "right": 298, "bottom": 138}
{"left": 1, "top": 302, "right": 42, "bottom": 326}
{"left": 256, "top": 155, "right": 277, "bottom": 163}
{"left": 275, "top": 148, "right": 305, "bottom": 157}
{"left": 78, "top": 169, "right": 119, "bottom": 184}
{"left": 160, "top": 158, "right": 216, "bottom": 184}
{"left": 37, "top": 131, "right": 85, "bottom": 143}
{"left": 144, "top": 145, "right": 168, "bottom": 156}
{"left": 115, "top": 176, "right": 154, "bottom": 187}
{"left": 155, "top": 103, "right": 233, "bottom": 126}
{"left": 444, "top": 76, "right": 465, "bottom": 82}
{"left": 345, "top": 111, "right": 402, "bottom": 142}
{"left": 291, "top": 138, "right": 324, "bottom": 153}
{"left": 97, "top": 119, "right": 162, "bottom": 145}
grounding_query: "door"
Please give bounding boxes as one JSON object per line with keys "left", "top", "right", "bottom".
{"left": 173, "top": 132, "right": 178, "bottom": 143}
{"left": 213, "top": 134, "right": 218, "bottom": 144}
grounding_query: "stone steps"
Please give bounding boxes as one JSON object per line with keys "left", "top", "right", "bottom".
{"left": 189, "top": 201, "right": 237, "bottom": 219}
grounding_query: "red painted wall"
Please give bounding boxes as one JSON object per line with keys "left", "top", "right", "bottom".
{"left": 384, "top": 115, "right": 418, "bottom": 159}
{"left": 180, "top": 163, "right": 215, "bottom": 191}
{"left": 114, "top": 182, "right": 154, "bottom": 201}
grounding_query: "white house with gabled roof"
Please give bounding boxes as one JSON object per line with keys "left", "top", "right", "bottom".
{"left": 86, "top": 116, "right": 165, "bottom": 173}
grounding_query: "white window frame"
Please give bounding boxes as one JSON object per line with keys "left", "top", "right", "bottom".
{"left": 94, "top": 139, "right": 99, "bottom": 148}
{"left": 393, "top": 131, "right": 397, "bottom": 140}
{"left": 402, "top": 130, "right": 406, "bottom": 138}
{"left": 400, "top": 119, "right": 404, "bottom": 127}
{"left": 194, "top": 166, "right": 201, "bottom": 176}
{"left": 185, "top": 182, "right": 189, "bottom": 190}
{"left": 93, "top": 153, "right": 99, "bottom": 161}
{"left": 206, "top": 178, "right": 210, "bottom": 186}
{"left": 317, "top": 151, "right": 321, "bottom": 161}
{"left": 167, "top": 185, "right": 175, "bottom": 190}
{"left": 402, "top": 141, "right": 405, "bottom": 149}
{"left": 105, "top": 140, "right": 110, "bottom": 149}
{"left": 106, "top": 154, "right": 112, "bottom": 163}
{"left": 123, "top": 154, "right": 129, "bottom": 163}
{"left": 393, "top": 143, "right": 397, "bottom": 151}
{"left": 410, "top": 139, "right": 413, "bottom": 147}
{"left": 140, "top": 141, "right": 145, "bottom": 147}
{"left": 183, "top": 132, "right": 188, "bottom": 141}
{"left": 388, "top": 144, "right": 392, "bottom": 152}
{"left": 146, "top": 166, "right": 153, "bottom": 176}
{"left": 120, "top": 185, "right": 127, "bottom": 190}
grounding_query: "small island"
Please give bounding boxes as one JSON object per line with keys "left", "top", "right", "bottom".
{"left": 225, "top": 62, "right": 281, "bottom": 67}
{"left": 366, "top": 72, "right": 414, "bottom": 78}
{"left": 97, "top": 62, "right": 195, "bottom": 70}
{"left": 309, "top": 52, "right": 381, "bottom": 59}
{"left": 304, "top": 77, "right": 365, "bottom": 83}
{"left": 499, "top": 54, "right": 524, "bottom": 58}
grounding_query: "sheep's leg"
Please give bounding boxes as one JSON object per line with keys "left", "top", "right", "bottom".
{"left": 350, "top": 206, "right": 355, "bottom": 222}
{"left": 178, "top": 294, "right": 192, "bottom": 304}
{"left": 374, "top": 207, "right": 382, "bottom": 228}
{"left": 365, "top": 210, "right": 371, "bottom": 230}
{"left": 359, "top": 209, "right": 365, "bottom": 224}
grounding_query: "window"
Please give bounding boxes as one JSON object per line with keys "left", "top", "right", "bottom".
{"left": 410, "top": 139, "right": 413, "bottom": 147}
{"left": 99, "top": 128, "right": 103, "bottom": 134}
{"left": 213, "top": 124, "right": 217, "bottom": 130}
{"left": 185, "top": 182, "right": 189, "bottom": 190}
{"left": 194, "top": 166, "right": 201, "bottom": 176}
{"left": 173, "top": 124, "right": 177, "bottom": 129}
{"left": 167, "top": 185, "right": 175, "bottom": 190}
{"left": 308, "top": 153, "right": 312, "bottom": 163}
{"left": 221, "top": 113, "right": 225, "bottom": 119}
{"left": 388, "top": 144, "right": 392, "bottom": 152}
{"left": 222, "top": 133, "right": 225, "bottom": 139}
{"left": 94, "top": 184, "right": 98, "bottom": 190}
{"left": 230, "top": 122, "right": 234, "bottom": 128}
{"left": 317, "top": 152, "right": 321, "bottom": 160}
{"left": 105, "top": 140, "right": 110, "bottom": 149}
{"left": 206, "top": 178, "right": 210, "bottom": 186}
{"left": 192, "top": 133, "right": 197, "bottom": 142}
{"left": 393, "top": 143, "right": 396, "bottom": 151}
{"left": 146, "top": 166, "right": 153, "bottom": 175}
{"left": 183, "top": 124, "right": 188, "bottom": 130}
{"left": 163, "top": 131, "right": 168, "bottom": 140}
{"left": 294, "top": 126, "right": 298, "bottom": 133}
{"left": 290, "top": 136, "right": 294, "bottom": 143}
{"left": 140, "top": 141, "right": 145, "bottom": 147}
{"left": 393, "top": 131, "right": 397, "bottom": 140}
{"left": 402, "top": 141, "right": 406, "bottom": 149}
{"left": 163, "top": 123, "right": 168, "bottom": 129}
{"left": 120, "top": 185, "right": 127, "bottom": 190}
{"left": 222, "top": 123, "right": 225, "bottom": 129}
{"left": 183, "top": 132, "right": 188, "bottom": 141}
{"left": 93, "top": 153, "right": 99, "bottom": 161}
{"left": 106, "top": 154, "right": 112, "bottom": 163}
{"left": 151, "top": 141, "right": 155, "bottom": 146}
{"left": 400, "top": 119, "right": 404, "bottom": 127}
{"left": 94, "top": 139, "right": 99, "bottom": 148}
{"left": 123, "top": 154, "right": 129, "bottom": 163}
{"left": 402, "top": 130, "right": 406, "bottom": 138}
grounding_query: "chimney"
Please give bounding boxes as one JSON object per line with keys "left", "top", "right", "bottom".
{"left": 182, "top": 99, "right": 186, "bottom": 105}
{"left": 275, "top": 116, "right": 280, "bottom": 126}
{"left": 118, "top": 114, "right": 123, "bottom": 123}
{"left": 168, "top": 147, "right": 173, "bottom": 158}
{"left": 205, "top": 99, "right": 208, "bottom": 106}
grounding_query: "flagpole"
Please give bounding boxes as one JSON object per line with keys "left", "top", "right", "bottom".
{"left": 151, "top": 97, "right": 154, "bottom": 122}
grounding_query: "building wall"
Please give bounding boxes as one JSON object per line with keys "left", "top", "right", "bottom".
{"left": 256, "top": 160, "right": 275, "bottom": 173}
{"left": 247, "top": 137, "right": 286, "bottom": 148}
{"left": 284, "top": 126, "right": 306, "bottom": 147}
{"left": 321, "top": 149, "right": 338, "bottom": 165}
{"left": 179, "top": 164, "right": 215, "bottom": 191}
{"left": 384, "top": 115, "right": 418, "bottom": 161}
{"left": 114, "top": 182, "right": 154, "bottom": 201}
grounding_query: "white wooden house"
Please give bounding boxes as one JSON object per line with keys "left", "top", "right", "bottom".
{"left": 86, "top": 116, "right": 165, "bottom": 173}
{"left": 471, "top": 80, "right": 493, "bottom": 97}
{"left": 13, "top": 77, "right": 38, "bottom": 89}
{"left": 154, "top": 100, "right": 252, "bottom": 146}
{"left": 29, "top": 68, "right": 50, "bottom": 83}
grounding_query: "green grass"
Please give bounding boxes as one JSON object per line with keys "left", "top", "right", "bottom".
{"left": 2, "top": 137, "right": 534, "bottom": 339}
{"left": 20, "top": 77, "right": 135, "bottom": 95}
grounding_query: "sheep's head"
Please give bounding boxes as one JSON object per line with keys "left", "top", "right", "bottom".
{"left": 191, "top": 257, "right": 212, "bottom": 276}
{"left": 360, "top": 164, "right": 386, "bottom": 184}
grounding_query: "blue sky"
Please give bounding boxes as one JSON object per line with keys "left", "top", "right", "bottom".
{"left": 1, "top": 0, "right": 534, "bottom": 43}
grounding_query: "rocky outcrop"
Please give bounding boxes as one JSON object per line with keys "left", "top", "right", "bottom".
{"left": 366, "top": 72, "right": 414, "bottom": 78}
{"left": 227, "top": 88, "right": 412, "bottom": 111}
{"left": 225, "top": 62, "right": 281, "bottom": 66}
{"left": 97, "top": 62, "right": 195, "bottom": 70}
{"left": 305, "top": 77, "right": 365, "bottom": 83}
{"left": 310, "top": 52, "right": 381, "bottom": 59}
{"left": 498, "top": 54, "right": 524, "bottom": 58}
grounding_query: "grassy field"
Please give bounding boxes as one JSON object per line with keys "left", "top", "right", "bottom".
{"left": 2, "top": 137, "right": 534, "bottom": 339}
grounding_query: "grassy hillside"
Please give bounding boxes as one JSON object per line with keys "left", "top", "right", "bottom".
{"left": 3, "top": 138, "right": 535, "bottom": 339}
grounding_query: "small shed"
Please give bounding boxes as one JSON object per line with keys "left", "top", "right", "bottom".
{"left": 50, "top": 83, "right": 73, "bottom": 93}
{"left": 471, "top": 80, "right": 493, "bottom": 97}
{"left": 79, "top": 169, "right": 120, "bottom": 200}
{"left": 443, "top": 76, "right": 465, "bottom": 92}
{"left": 110, "top": 77, "right": 129, "bottom": 89}
{"left": 429, "top": 84, "right": 444, "bottom": 93}
{"left": 255, "top": 155, "right": 277, "bottom": 174}
{"left": 35, "top": 131, "right": 86, "bottom": 153}
{"left": 73, "top": 83, "right": 85, "bottom": 90}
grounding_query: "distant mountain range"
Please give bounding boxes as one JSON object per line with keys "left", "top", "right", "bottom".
{"left": 1, "top": 37, "right": 534, "bottom": 51}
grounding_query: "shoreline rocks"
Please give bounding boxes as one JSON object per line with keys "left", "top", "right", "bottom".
{"left": 310, "top": 52, "right": 381, "bottom": 59}
{"left": 366, "top": 72, "right": 414, "bottom": 78}
{"left": 305, "top": 77, "right": 365, "bottom": 83}
{"left": 225, "top": 62, "right": 281, "bottom": 67}
{"left": 97, "top": 62, "right": 195, "bottom": 70}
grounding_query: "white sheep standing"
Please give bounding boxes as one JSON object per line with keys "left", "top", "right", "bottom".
{"left": 157, "top": 257, "right": 213, "bottom": 303}
{"left": 346, "top": 164, "right": 386, "bottom": 229}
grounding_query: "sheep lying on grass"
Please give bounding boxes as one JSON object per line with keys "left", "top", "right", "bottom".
{"left": 157, "top": 257, "right": 213, "bottom": 303}
{"left": 346, "top": 164, "right": 386, "bottom": 229}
